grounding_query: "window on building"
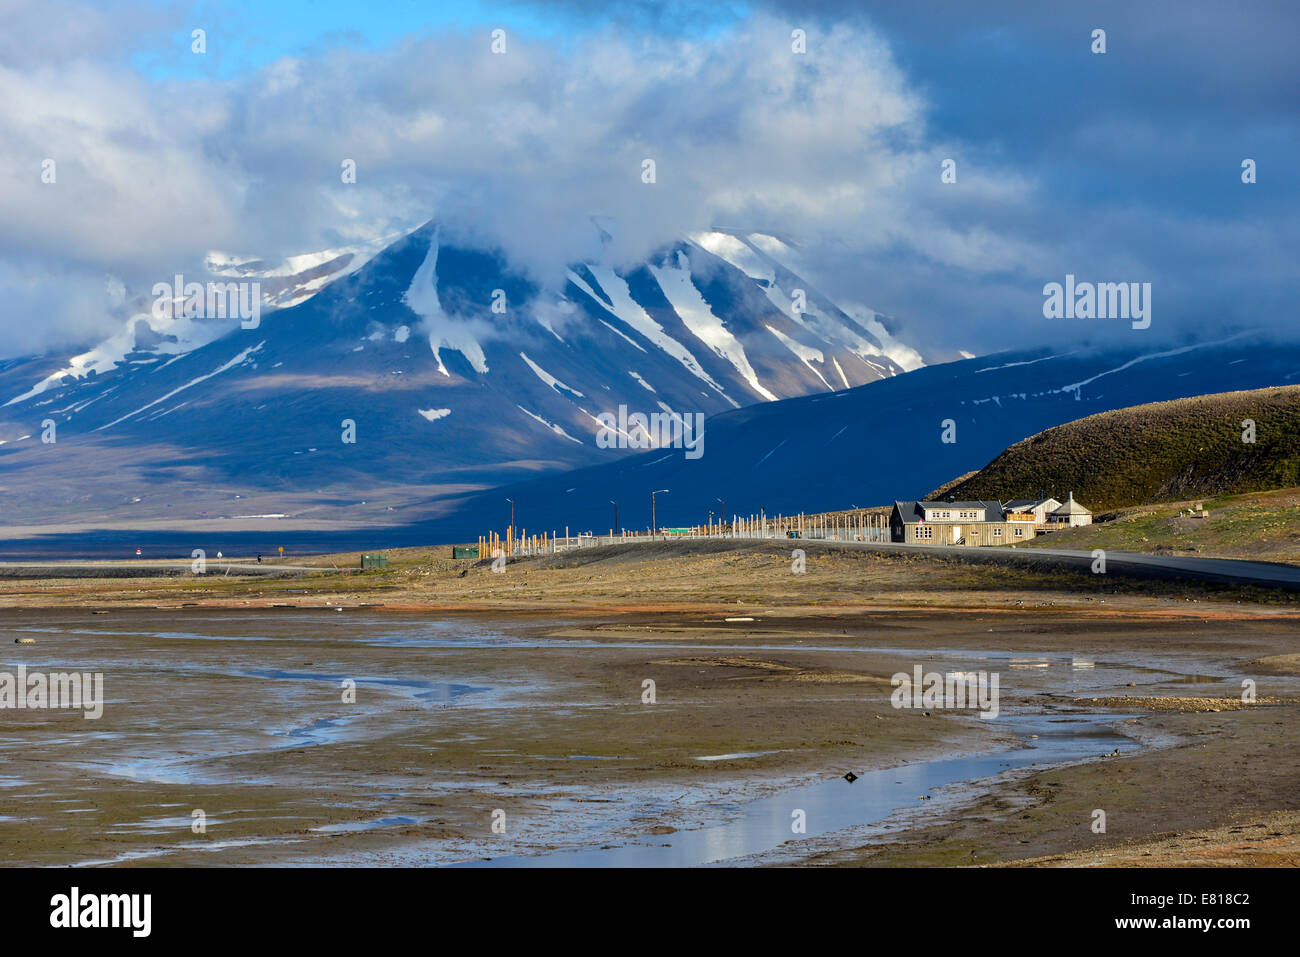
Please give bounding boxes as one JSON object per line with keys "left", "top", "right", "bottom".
{"left": 916, "top": 525, "right": 933, "bottom": 540}
{"left": 993, "top": 527, "right": 1002, "bottom": 537}
{"left": 1014, "top": 527, "right": 1024, "bottom": 537}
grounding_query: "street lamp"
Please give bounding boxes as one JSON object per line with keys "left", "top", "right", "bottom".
{"left": 651, "top": 489, "right": 669, "bottom": 539}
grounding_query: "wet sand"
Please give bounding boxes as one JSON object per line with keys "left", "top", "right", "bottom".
{"left": 789, "top": 704, "right": 1300, "bottom": 868}
{"left": 2, "top": 596, "right": 1298, "bottom": 867}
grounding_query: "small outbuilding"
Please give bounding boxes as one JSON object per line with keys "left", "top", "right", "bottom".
{"left": 1049, "top": 492, "right": 1093, "bottom": 527}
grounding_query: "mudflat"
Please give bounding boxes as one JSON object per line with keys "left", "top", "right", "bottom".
{"left": 2, "top": 577, "right": 1297, "bottom": 865}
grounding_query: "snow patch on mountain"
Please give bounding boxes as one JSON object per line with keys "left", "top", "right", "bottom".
{"left": 403, "top": 231, "right": 489, "bottom": 377}
{"left": 516, "top": 405, "right": 582, "bottom": 444}
{"left": 759, "top": 280, "right": 885, "bottom": 366}
{"left": 688, "top": 231, "right": 775, "bottom": 286}
{"left": 95, "top": 341, "right": 265, "bottom": 431}
{"left": 628, "top": 371, "right": 656, "bottom": 392}
{"left": 831, "top": 356, "right": 850, "bottom": 390}
{"left": 648, "top": 251, "right": 777, "bottom": 402}
{"left": 595, "top": 317, "right": 646, "bottom": 352}
{"left": 530, "top": 299, "right": 573, "bottom": 344}
{"left": 574, "top": 264, "right": 735, "bottom": 406}
{"left": 704, "top": 231, "right": 908, "bottom": 374}
{"left": 1051, "top": 335, "right": 1251, "bottom": 398}
{"left": 764, "top": 324, "right": 830, "bottom": 389}
{"left": 4, "top": 309, "right": 241, "bottom": 407}
{"left": 839, "top": 303, "right": 925, "bottom": 373}
{"left": 207, "top": 231, "right": 406, "bottom": 309}
{"left": 520, "top": 352, "right": 583, "bottom": 398}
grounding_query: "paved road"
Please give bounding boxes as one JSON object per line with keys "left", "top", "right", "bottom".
{"left": 0, "top": 561, "right": 317, "bottom": 579}
{"left": 800, "top": 539, "right": 1300, "bottom": 591}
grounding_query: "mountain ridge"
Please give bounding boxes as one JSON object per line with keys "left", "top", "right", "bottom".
{"left": 0, "top": 220, "right": 916, "bottom": 528}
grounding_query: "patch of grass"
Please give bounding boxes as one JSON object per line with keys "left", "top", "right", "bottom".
{"left": 1025, "top": 487, "right": 1300, "bottom": 565}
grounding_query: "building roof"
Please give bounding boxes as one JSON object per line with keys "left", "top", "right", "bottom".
{"left": 1004, "top": 497, "right": 1060, "bottom": 511}
{"left": 893, "top": 500, "right": 1008, "bottom": 523}
{"left": 893, "top": 501, "right": 922, "bottom": 522}
{"left": 1052, "top": 492, "right": 1092, "bottom": 515}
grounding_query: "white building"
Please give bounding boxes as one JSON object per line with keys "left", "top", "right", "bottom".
{"left": 1049, "top": 491, "right": 1093, "bottom": 527}
{"left": 1002, "top": 497, "right": 1063, "bottom": 527}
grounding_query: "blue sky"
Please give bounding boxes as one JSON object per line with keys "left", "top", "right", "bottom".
{"left": 1, "top": 0, "right": 1295, "bottom": 360}
{"left": 130, "top": 0, "right": 755, "bottom": 79}
{"left": 132, "top": 0, "right": 582, "bottom": 79}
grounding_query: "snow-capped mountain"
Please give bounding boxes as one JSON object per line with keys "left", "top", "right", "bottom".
{"left": 422, "top": 330, "right": 1300, "bottom": 542}
{"left": 204, "top": 232, "right": 405, "bottom": 311}
{"left": 0, "top": 221, "right": 919, "bottom": 527}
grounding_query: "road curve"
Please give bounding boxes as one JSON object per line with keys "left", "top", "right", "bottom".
{"left": 806, "top": 539, "right": 1300, "bottom": 591}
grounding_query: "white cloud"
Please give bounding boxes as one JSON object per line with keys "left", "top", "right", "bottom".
{"left": 0, "top": 9, "right": 1052, "bottom": 359}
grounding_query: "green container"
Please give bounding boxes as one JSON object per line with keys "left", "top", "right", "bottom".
{"left": 452, "top": 546, "right": 480, "bottom": 559}
{"left": 361, "top": 553, "right": 388, "bottom": 569}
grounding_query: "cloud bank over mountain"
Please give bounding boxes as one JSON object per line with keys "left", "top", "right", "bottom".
{"left": 1, "top": 0, "right": 1295, "bottom": 360}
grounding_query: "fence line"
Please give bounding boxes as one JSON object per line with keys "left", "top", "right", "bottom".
{"left": 477, "top": 511, "right": 892, "bottom": 558}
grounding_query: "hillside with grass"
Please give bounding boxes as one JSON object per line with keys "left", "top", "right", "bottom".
{"left": 1023, "top": 487, "right": 1300, "bottom": 566}
{"left": 943, "top": 386, "right": 1300, "bottom": 511}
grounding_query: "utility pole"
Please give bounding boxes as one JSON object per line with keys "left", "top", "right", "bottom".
{"left": 506, "top": 498, "right": 515, "bottom": 551}
{"left": 651, "top": 489, "right": 669, "bottom": 539}
{"left": 716, "top": 498, "right": 725, "bottom": 536}
{"left": 611, "top": 500, "right": 619, "bottom": 534}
